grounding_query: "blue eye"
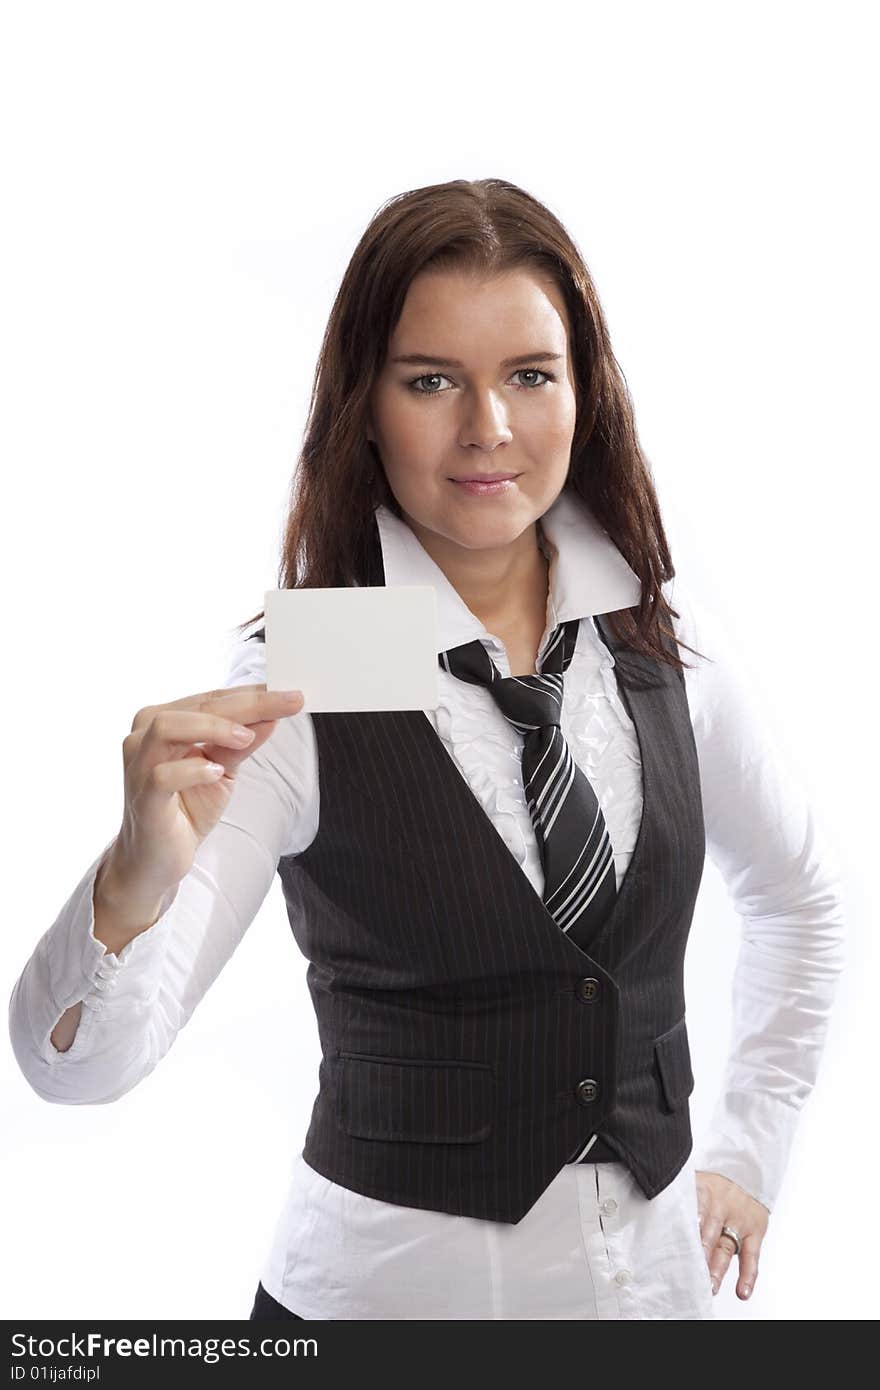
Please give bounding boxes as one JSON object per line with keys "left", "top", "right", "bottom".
{"left": 407, "top": 373, "right": 449, "bottom": 395}
{"left": 514, "top": 369, "right": 553, "bottom": 388}
{"left": 407, "top": 368, "right": 555, "bottom": 396}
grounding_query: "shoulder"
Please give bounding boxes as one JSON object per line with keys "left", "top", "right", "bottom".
{"left": 658, "top": 575, "right": 740, "bottom": 724}
{"left": 657, "top": 575, "right": 791, "bottom": 780}
{"left": 222, "top": 626, "right": 267, "bottom": 689}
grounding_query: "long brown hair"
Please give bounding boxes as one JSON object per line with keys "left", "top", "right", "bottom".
{"left": 234, "top": 177, "right": 705, "bottom": 672}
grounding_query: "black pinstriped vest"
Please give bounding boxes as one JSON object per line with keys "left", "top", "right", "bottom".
{"left": 250, "top": 517, "right": 705, "bottom": 1225}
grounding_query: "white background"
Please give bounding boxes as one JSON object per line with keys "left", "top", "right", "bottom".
{"left": 2, "top": 0, "right": 876, "bottom": 1322}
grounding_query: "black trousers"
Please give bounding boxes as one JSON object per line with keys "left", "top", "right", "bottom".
{"left": 249, "top": 1281, "right": 305, "bottom": 1320}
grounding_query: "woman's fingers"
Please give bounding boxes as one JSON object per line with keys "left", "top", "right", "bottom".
{"left": 695, "top": 1169, "right": 768, "bottom": 1300}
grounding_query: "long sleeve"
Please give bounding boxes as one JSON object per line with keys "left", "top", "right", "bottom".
{"left": 7, "top": 639, "right": 319, "bottom": 1105}
{"left": 670, "top": 581, "right": 847, "bottom": 1211}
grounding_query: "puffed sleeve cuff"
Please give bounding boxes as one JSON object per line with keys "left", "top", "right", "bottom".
{"left": 692, "top": 1087, "right": 806, "bottom": 1213}
{"left": 14, "top": 834, "right": 179, "bottom": 1072}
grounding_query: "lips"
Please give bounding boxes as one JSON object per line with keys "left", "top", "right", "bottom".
{"left": 450, "top": 473, "right": 519, "bottom": 483}
{"left": 450, "top": 474, "right": 520, "bottom": 497}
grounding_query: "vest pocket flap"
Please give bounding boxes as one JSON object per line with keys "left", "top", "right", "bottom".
{"left": 335, "top": 1051, "right": 494, "bottom": 1143}
{"left": 653, "top": 1016, "right": 694, "bottom": 1112}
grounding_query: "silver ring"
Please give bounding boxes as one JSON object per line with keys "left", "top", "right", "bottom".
{"left": 719, "top": 1224, "right": 742, "bottom": 1256}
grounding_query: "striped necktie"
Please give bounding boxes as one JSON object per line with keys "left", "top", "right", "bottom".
{"left": 439, "top": 618, "right": 617, "bottom": 953}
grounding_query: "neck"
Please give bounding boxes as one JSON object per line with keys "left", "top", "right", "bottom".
{"left": 404, "top": 515, "right": 550, "bottom": 633}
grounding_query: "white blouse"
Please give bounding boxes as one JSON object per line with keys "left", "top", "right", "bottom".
{"left": 7, "top": 488, "right": 845, "bottom": 1320}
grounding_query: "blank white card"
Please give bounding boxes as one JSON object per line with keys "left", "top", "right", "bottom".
{"left": 263, "top": 586, "right": 439, "bottom": 713}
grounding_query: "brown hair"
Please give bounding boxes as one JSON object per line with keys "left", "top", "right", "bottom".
{"left": 234, "top": 177, "right": 705, "bottom": 672}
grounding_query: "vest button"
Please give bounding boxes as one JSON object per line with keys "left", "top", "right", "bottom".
{"left": 576, "top": 977, "right": 600, "bottom": 1003}
{"left": 576, "top": 1078, "right": 599, "bottom": 1105}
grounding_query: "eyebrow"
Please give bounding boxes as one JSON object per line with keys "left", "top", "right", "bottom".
{"left": 390, "top": 350, "right": 564, "bottom": 369}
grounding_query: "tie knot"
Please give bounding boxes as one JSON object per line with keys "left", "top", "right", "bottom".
{"left": 440, "top": 638, "right": 568, "bottom": 734}
{"left": 491, "top": 673, "right": 563, "bottom": 732}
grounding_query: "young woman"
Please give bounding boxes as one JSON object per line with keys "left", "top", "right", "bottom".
{"left": 9, "top": 178, "right": 844, "bottom": 1320}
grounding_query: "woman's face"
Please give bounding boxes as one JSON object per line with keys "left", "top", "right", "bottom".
{"left": 367, "top": 267, "right": 578, "bottom": 559}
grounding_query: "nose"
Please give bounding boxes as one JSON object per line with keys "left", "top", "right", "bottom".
{"left": 457, "top": 390, "right": 514, "bottom": 450}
